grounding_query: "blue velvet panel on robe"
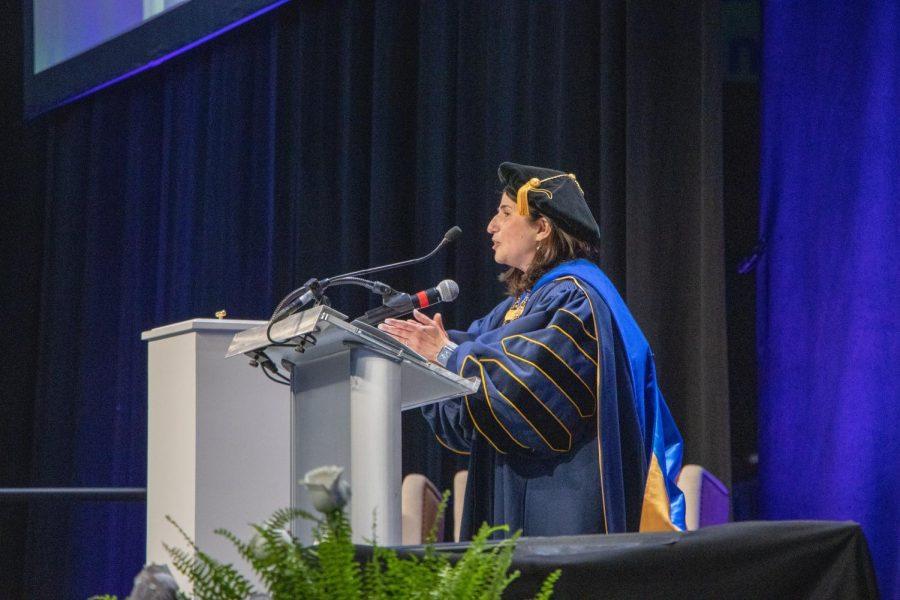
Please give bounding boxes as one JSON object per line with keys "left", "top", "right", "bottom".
{"left": 422, "top": 259, "right": 685, "bottom": 538}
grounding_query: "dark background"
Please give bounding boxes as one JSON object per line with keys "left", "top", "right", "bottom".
{"left": 0, "top": 0, "right": 760, "bottom": 596}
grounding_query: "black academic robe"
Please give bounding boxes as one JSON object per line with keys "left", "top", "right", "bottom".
{"left": 423, "top": 260, "right": 685, "bottom": 539}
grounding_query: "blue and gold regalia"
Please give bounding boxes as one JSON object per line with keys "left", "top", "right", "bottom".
{"left": 423, "top": 259, "right": 686, "bottom": 538}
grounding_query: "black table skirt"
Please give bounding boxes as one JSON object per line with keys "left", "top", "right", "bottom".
{"left": 402, "top": 521, "right": 879, "bottom": 599}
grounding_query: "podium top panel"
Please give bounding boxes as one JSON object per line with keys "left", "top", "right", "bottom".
{"left": 226, "top": 306, "right": 480, "bottom": 405}
{"left": 141, "top": 318, "right": 266, "bottom": 342}
{"left": 225, "top": 306, "right": 430, "bottom": 363}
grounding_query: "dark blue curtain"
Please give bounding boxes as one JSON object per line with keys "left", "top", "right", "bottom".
{"left": 759, "top": 3, "right": 899, "bottom": 597}
{"left": 11, "top": 1, "right": 728, "bottom": 596}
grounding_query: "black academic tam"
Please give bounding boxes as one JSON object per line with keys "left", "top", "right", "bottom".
{"left": 497, "top": 162, "right": 601, "bottom": 244}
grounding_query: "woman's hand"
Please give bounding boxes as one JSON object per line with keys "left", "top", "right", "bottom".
{"left": 377, "top": 310, "right": 450, "bottom": 363}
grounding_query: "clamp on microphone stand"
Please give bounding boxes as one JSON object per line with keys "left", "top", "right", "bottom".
{"left": 266, "top": 276, "right": 398, "bottom": 346}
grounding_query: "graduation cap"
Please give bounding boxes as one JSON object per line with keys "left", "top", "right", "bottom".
{"left": 498, "top": 162, "right": 601, "bottom": 244}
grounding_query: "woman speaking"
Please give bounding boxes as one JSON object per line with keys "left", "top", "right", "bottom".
{"left": 378, "top": 162, "right": 685, "bottom": 539}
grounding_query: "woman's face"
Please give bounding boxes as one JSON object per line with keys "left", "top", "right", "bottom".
{"left": 486, "top": 193, "right": 548, "bottom": 272}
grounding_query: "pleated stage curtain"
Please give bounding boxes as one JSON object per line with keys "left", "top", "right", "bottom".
{"left": 759, "top": 3, "right": 900, "bottom": 597}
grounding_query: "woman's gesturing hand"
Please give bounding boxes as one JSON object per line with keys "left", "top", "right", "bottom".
{"left": 377, "top": 309, "right": 450, "bottom": 363}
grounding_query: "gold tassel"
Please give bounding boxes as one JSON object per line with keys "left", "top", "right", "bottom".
{"left": 516, "top": 177, "right": 540, "bottom": 216}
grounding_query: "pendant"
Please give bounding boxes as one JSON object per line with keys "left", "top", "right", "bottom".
{"left": 503, "top": 291, "right": 531, "bottom": 323}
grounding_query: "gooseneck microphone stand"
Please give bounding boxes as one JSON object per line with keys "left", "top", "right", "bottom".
{"left": 266, "top": 226, "right": 462, "bottom": 344}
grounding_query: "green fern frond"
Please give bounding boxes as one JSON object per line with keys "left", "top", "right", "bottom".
{"left": 430, "top": 523, "right": 522, "bottom": 600}
{"left": 424, "top": 490, "right": 451, "bottom": 547}
{"left": 310, "top": 509, "right": 361, "bottom": 599}
{"left": 361, "top": 515, "right": 388, "bottom": 600}
{"left": 164, "top": 541, "right": 254, "bottom": 600}
{"left": 533, "top": 568, "right": 561, "bottom": 600}
{"left": 215, "top": 527, "right": 252, "bottom": 560}
{"left": 164, "top": 515, "right": 255, "bottom": 600}
{"left": 221, "top": 522, "right": 318, "bottom": 599}
{"left": 483, "top": 534, "right": 520, "bottom": 599}
{"left": 267, "top": 506, "right": 321, "bottom": 530}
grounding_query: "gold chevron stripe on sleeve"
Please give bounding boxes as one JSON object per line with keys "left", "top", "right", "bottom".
{"left": 458, "top": 355, "right": 509, "bottom": 455}
{"left": 558, "top": 307, "right": 598, "bottom": 341}
{"left": 434, "top": 433, "right": 471, "bottom": 456}
{"left": 501, "top": 338, "right": 595, "bottom": 418}
{"left": 462, "top": 355, "right": 531, "bottom": 451}
{"left": 503, "top": 334, "right": 595, "bottom": 399}
{"left": 480, "top": 358, "right": 572, "bottom": 452}
{"left": 548, "top": 323, "right": 598, "bottom": 366}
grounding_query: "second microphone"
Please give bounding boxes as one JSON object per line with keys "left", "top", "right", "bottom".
{"left": 357, "top": 280, "right": 459, "bottom": 325}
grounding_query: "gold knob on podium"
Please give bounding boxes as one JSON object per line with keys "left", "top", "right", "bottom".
{"left": 215, "top": 309, "right": 227, "bottom": 320}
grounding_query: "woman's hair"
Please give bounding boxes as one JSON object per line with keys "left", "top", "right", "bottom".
{"left": 499, "top": 209, "right": 601, "bottom": 296}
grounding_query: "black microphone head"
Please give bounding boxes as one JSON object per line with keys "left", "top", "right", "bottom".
{"left": 436, "top": 279, "right": 459, "bottom": 302}
{"left": 443, "top": 226, "right": 462, "bottom": 242}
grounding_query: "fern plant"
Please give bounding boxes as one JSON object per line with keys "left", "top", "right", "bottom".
{"left": 96, "top": 468, "right": 561, "bottom": 599}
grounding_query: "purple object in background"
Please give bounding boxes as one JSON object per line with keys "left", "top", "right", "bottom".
{"left": 759, "top": 3, "right": 899, "bottom": 598}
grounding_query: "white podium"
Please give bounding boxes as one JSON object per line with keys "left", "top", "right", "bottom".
{"left": 142, "top": 318, "right": 291, "bottom": 590}
{"left": 143, "top": 307, "right": 477, "bottom": 590}
{"left": 227, "top": 305, "right": 478, "bottom": 545}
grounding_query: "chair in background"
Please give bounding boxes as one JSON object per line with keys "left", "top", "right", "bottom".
{"left": 401, "top": 473, "right": 445, "bottom": 545}
{"left": 676, "top": 464, "right": 730, "bottom": 530}
{"left": 452, "top": 470, "right": 469, "bottom": 542}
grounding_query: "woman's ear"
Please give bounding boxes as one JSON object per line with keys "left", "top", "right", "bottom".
{"left": 535, "top": 216, "right": 553, "bottom": 242}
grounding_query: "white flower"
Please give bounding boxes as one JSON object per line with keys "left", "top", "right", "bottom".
{"left": 247, "top": 533, "right": 267, "bottom": 559}
{"left": 299, "top": 465, "right": 352, "bottom": 513}
{"left": 277, "top": 528, "right": 294, "bottom": 545}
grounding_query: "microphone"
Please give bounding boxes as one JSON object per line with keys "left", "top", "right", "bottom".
{"left": 443, "top": 226, "right": 463, "bottom": 242}
{"left": 329, "top": 226, "right": 461, "bottom": 282}
{"left": 270, "top": 226, "right": 462, "bottom": 321}
{"left": 358, "top": 280, "right": 459, "bottom": 325}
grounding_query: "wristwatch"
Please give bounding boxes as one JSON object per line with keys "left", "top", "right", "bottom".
{"left": 435, "top": 342, "right": 458, "bottom": 367}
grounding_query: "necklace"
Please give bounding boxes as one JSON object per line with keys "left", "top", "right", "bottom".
{"left": 503, "top": 289, "right": 532, "bottom": 323}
